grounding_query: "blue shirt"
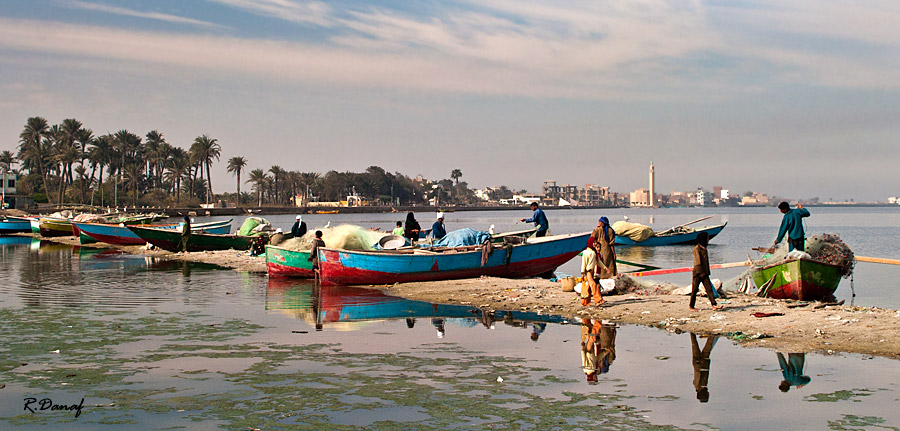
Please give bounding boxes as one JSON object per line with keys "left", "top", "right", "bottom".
{"left": 431, "top": 221, "right": 447, "bottom": 240}
{"left": 525, "top": 208, "right": 549, "bottom": 233}
{"left": 776, "top": 208, "right": 810, "bottom": 243}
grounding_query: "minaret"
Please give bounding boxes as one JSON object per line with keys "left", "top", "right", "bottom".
{"left": 649, "top": 161, "right": 655, "bottom": 207}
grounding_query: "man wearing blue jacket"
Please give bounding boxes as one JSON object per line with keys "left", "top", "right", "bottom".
{"left": 775, "top": 202, "right": 810, "bottom": 252}
{"left": 521, "top": 202, "right": 549, "bottom": 237}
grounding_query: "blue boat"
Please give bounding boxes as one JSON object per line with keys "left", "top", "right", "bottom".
{"left": 73, "top": 219, "right": 232, "bottom": 246}
{"left": 318, "top": 231, "right": 590, "bottom": 286}
{"left": 614, "top": 223, "right": 727, "bottom": 246}
{"left": 0, "top": 217, "right": 32, "bottom": 234}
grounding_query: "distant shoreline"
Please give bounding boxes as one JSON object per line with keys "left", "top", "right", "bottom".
{"left": 19, "top": 202, "right": 897, "bottom": 217}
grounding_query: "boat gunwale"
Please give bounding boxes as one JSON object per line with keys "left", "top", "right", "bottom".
{"left": 752, "top": 256, "right": 844, "bottom": 272}
{"left": 318, "top": 231, "right": 591, "bottom": 257}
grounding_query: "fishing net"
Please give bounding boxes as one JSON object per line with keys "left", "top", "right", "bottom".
{"left": 278, "top": 224, "right": 389, "bottom": 252}
{"left": 239, "top": 217, "right": 274, "bottom": 236}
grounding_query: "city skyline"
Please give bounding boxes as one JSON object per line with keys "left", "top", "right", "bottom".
{"left": 1, "top": 1, "right": 898, "bottom": 201}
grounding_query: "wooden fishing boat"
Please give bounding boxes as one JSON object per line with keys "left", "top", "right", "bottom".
{"left": 127, "top": 225, "right": 256, "bottom": 252}
{"left": 751, "top": 257, "right": 843, "bottom": 301}
{"left": 0, "top": 217, "right": 32, "bottom": 234}
{"left": 317, "top": 231, "right": 590, "bottom": 286}
{"left": 38, "top": 217, "right": 74, "bottom": 237}
{"left": 614, "top": 223, "right": 727, "bottom": 246}
{"left": 71, "top": 223, "right": 99, "bottom": 244}
{"left": 315, "top": 210, "right": 339, "bottom": 214}
{"left": 265, "top": 246, "right": 314, "bottom": 278}
{"left": 74, "top": 219, "right": 232, "bottom": 246}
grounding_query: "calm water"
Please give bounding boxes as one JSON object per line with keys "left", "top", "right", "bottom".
{"left": 1, "top": 222, "right": 899, "bottom": 430}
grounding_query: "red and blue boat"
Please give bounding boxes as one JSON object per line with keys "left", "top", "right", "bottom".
{"left": 73, "top": 219, "right": 232, "bottom": 246}
{"left": 317, "top": 231, "right": 590, "bottom": 286}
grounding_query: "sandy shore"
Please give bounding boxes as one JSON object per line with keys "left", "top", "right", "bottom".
{"left": 31, "top": 233, "right": 900, "bottom": 360}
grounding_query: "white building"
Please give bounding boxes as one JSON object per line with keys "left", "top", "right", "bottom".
{"left": 696, "top": 189, "right": 705, "bottom": 206}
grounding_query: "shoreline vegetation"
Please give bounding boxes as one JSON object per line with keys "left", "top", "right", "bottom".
{"left": 16, "top": 232, "right": 900, "bottom": 361}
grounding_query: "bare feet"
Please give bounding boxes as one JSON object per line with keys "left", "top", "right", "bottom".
{"left": 595, "top": 300, "right": 607, "bottom": 306}
{"left": 689, "top": 307, "right": 699, "bottom": 311}
{"left": 712, "top": 305, "right": 723, "bottom": 310}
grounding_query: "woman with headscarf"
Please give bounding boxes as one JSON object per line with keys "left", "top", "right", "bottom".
{"left": 580, "top": 235, "right": 605, "bottom": 306}
{"left": 404, "top": 212, "right": 421, "bottom": 244}
{"left": 591, "top": 217, "right": 617, "bottom": 279}
{"left": 690, "top": 231, "right": 722, "bottom": 311}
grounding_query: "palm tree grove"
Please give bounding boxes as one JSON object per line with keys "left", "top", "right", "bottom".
{"left": 8, "top": 116, "right": 485, "bottom": 210}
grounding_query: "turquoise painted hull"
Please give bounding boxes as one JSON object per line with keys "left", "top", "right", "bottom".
{"left": 614, "top": 223, "right": 727, "bottom": 246}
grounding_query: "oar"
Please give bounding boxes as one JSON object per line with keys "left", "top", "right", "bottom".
{"left": 754, "top": 247, "right": 900, "bottom": 266}
{"left": 854, "top": 256, "right": 900, "bottom": 266}
{"left": 628, "top": 260, "right": 752, "bottom": 277}
{"left": 656, "top": 215, "right": 714, "bottom": 235}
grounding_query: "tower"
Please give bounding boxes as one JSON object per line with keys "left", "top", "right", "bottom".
{"left": 649, "top": 161, "right": 655, "bottom": 207}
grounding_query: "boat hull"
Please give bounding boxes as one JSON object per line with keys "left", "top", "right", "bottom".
{"left": 265, "top": 246, "right": 314, "bottom": 277}
{"left": 318, "top": 232, "right": 590, "bottom": 286}
{"left": 74, "top": 220, "right": 231, "bottom": 246}
{"left": 614, "top": 223, "right": 726, "bottom": 246}
{"left": 39, "top": 218, "right": 74, "bottom": 237}
{"left": 751, "top": 258, "right": 843, "bottom": 301}
{"left": 128, "top": 225, "right": 255, "bottom": 252}
{"left": 0, "top": 219, "right": 32, "bottom": 234}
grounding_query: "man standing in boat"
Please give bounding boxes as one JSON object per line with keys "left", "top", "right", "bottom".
{"left": 775, "top": 202, "right": 810, "bottom": 252}
{"left": 432, "top": 212, "right": 447, "bottom": 240}
{"left": 291, "top": 215, "right": 307, "bottom": 238}
{"left": 521, "top": 202, "right": 549, "bottom": 237}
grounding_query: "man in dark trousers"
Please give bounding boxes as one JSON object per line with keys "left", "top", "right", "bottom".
{"left": 520, "top": 202, "right": 549, "bottom": 237}
{"left": 179, "top": 215, "right": 191, "bottom": 253}
{"left": 775, "top": 202, "right": 810, "bottom": 252}
{"left": 291, "top": 215, "right": 307, "bottom": 238}
{"left": 308, "top": 230, "right": 325, "bottom": 279}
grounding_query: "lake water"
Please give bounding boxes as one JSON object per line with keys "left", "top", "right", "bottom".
{"left": 1, "top": 207, "right": 899, "bottom": 430}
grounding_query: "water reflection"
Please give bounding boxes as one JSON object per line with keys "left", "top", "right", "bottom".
{"left": 777, "top": 352, "right": 811, "bottom": 392}
{"left": 580, "top": 318, "right": 617, "bottom": 383}
{"left": 264, "top": 277, "right": 572, "bottom": 334}
{"left": 691, "top": 333, "right": 718, "bottom": 403}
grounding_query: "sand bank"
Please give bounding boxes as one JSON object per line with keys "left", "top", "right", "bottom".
{"left": 32, "top": 233, "right": 900, "bottom": 360}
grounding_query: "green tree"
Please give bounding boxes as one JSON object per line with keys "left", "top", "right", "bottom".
{"left": 451, "top": 169, "right": 462, "bottom": 186}
{"left": 0, "top": 150, "right": 16, "bottom": 173}
{"left": 18, "top": 117, "right": 53, "bottom": 203}
{"left": 226, "top": 156, "right": 247, "bottom": 204}
{"left": 164, "top": 147, "right": 190, "bottom": 204}
{"left": 247, "top": 168, "right": 269, "bottom": 206}
{"left": 191, "top": 135, "right": 220, "bottom": 204}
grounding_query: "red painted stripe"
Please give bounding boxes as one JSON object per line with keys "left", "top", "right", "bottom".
{"left": 267, "top": 262, "right": 315, "bottom": 278}
{"left": 81, "top": 231, "right": 147, "bottom": 246}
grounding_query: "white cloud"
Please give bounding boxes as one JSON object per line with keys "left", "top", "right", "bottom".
{"left": 62, "top": 0, "right": 224, "bottom": 29}
{"left": 205, "top": 0, "right": 333, "bottom": 26}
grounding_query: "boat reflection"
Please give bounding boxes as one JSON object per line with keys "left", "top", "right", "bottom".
{"left": 265, "top": 277, "right": 572, "bottom": 334}
{"left": 579, "top": 318, "right": 617, "bottom": 383}
{"left": 691, "top": 333, "right": 719, "bottom": 403}
{"left": 777, "top": 352, "right": 811, "bottom": 392}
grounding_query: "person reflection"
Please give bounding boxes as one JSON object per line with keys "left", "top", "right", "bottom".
{"left": 581, "top": 318, "right": 616, "bottom": 383}
{"left": 406, "top": 317, "right": 416, "bottom": 328}
{"left": 691, "top": 333, "right": 718, "bottom": 403}
{"left": 432, "top": 318, "right": 445, "bottom": 338}
{"left": 777, "top": 352, "right": 811, "bottom": 392}
{"left": 530, "top": 323, "right": 546, "bottom": 342}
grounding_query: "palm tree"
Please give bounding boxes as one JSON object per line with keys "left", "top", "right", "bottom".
{"left": 0, "top": 150, "right": 15, "bottom": 172}
{"left": 164, "top": 147, "right": 190, "bottom": 204}
{"left": 299, "top": 171, "right": 321, "bottom": 204}
{"left": 76, "top": 128, "right": 94, "bottom": 203}
{"left": 87, "top": 134, "right": 114, "bottom": 207}
{"left": 269, "top": 165, "right": 284, "bottom": 204}
{"left": 112, "top": 130, "right": 142, "bottom": 207}
{"left": 123, "top": 162, "right": 143, "bottom": 206}
{"left": 18, "top": 117, "right": 53, "bottom": 203}
{"left": 247, "top": 168, "right": 268, "bottom": 206}
{"left": 226, "top": 156, "right": 247, "bottom": 205}
{"left": 451, "top": 169, "right": 462, "bottom": 186}
{"left": 192, "top": 135, "right": 221, "bottom": 205}
{"left": 144, "top": 131, "right": 168, "bottom": 189}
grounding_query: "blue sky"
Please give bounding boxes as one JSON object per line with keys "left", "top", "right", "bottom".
{"left": 1, "top": 0, "right": 898, "bottom": 201}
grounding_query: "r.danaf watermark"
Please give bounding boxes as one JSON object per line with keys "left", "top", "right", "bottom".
{"left": 24, "top": 397, "right": 85, "bottom": 418}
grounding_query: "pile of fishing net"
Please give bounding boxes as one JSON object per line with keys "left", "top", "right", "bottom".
{"left": 278, "top": 224, "right": 389, "bottom": 252}
{"left": 73, "top": 213, "right": 107, "bottom": 223}
{"left": 722, "top": 232, "right": 855, "bottom": 293}
{"left": 611, "top": 221, "right": 654, "bottom": 241}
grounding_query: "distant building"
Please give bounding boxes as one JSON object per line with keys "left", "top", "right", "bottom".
{"left": 889, "top": 197, "right": 899, "bottom": 205}
{"left": 695, "top": 189, "right": 705, "bottom": 206}
{"left": 512, "top": 194, "right": 542, "bottom": 205}
{"left": 630, "top": 188, "right": 651, "bottom": 207}
{"left": 740, "top": 193, "right": 773, "bottom": 206}
{"left": 578, "top": 184, "right": 612, "bottom": 206}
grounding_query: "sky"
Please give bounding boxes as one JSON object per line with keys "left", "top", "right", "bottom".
{"left": 1, "top": 0, "right": 898, "bottom": 201}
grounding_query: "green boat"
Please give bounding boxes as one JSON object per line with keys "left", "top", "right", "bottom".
{"left": 751, "top": 258, "right": 843, "bottom": 301}
{"left": 266, "top": 245, "right": 314, "bottom": 278}
{"left": 127, "top": 225, "right": 257, "bottom": 252}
